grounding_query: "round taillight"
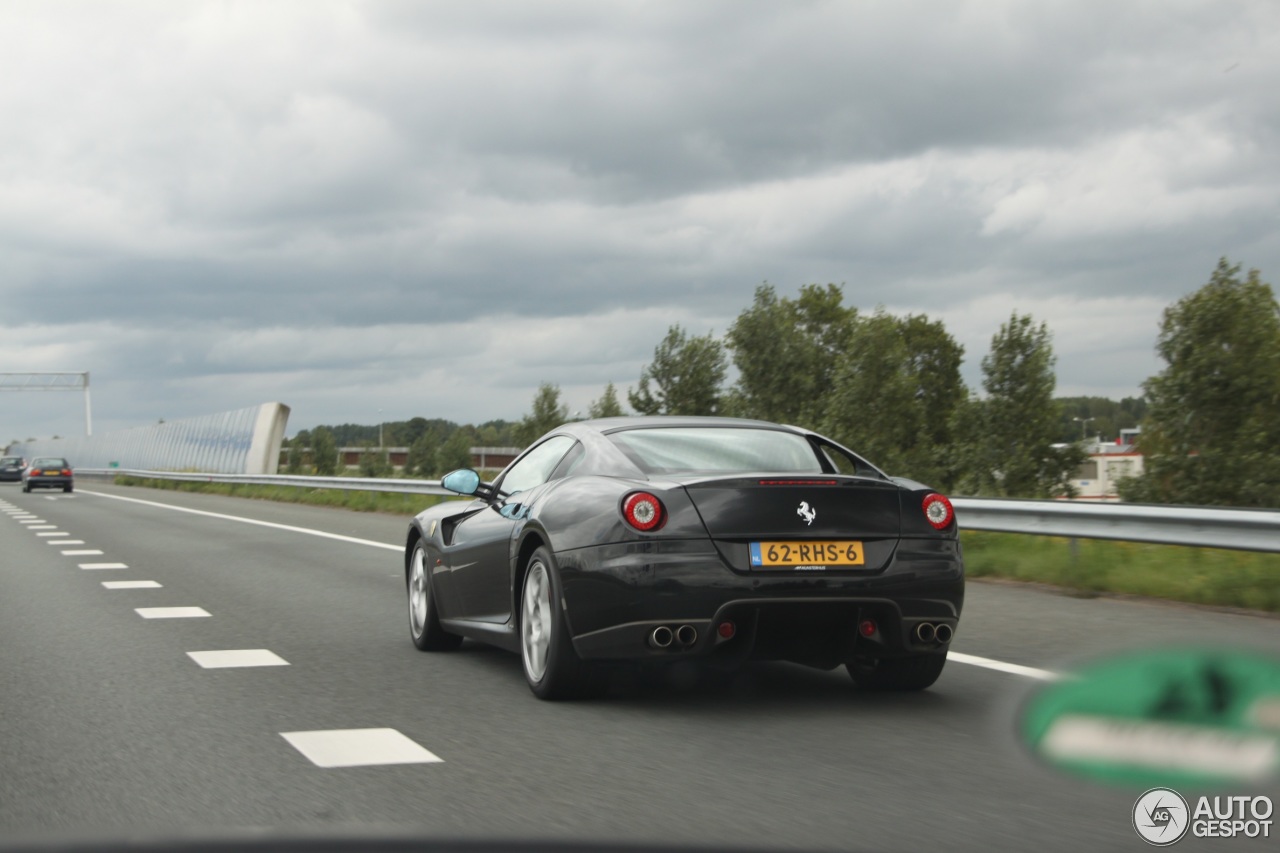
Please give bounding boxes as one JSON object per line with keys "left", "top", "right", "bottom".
{"left": 922, "top": 493, "right": 954, "bottom": 530}
{"left": 622, "top": 492, "right": 665, "bottom": 532}
{"left": 859, "top": 619, "right": 878, "bottom": 637}
{"left": 717, "top": 621, "right": 736, "bottom": 640}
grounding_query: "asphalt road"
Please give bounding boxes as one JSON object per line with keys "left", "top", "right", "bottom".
{"left": 2, "top": 480, "right": 1277, "bottom": 852}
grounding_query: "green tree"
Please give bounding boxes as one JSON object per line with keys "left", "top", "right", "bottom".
{"left": 588, "top": 382, "right": 626, "bottom": 418}
{"left": 358, "top": 442, "right": 393, "bottom": 478}
{"left": 725, "top": 283, "right": 854, "bottom": 424}
{"left": 1121, "top": 259, "right": 1280, "bottom": 506}
{"left": 310, "top": 427, "right": 338, "bottom": 476}
{"left": 628, "top": 325, "right": 727, "bottom": 416}
{"left": 405, "top": 431, "right": 436, "bottom": 477}
{"left": 818, "top": 311, "right": 965, "bottom": 487}
{"left": 516, "top": 383, "right": 569, "bottom": 445}
{"left": 435, "top": 429, "right": 474, "bottom": 474}
{"left": 285, "top": 434, "right": 306, "bottom": 474}
{"left": 957, "top": 313, "right": 1082, "bottom": 497}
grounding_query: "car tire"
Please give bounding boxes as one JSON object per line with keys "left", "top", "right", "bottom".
{"left": 407, "top": 540, "right": 462, "bottom": 652}
{"left": 520, "top": 546, "right": 586, "bottom": 700}
{"left": 846, "top": 652, "right": 947, "bottom": 691}
{"left": 22, "top": 483, "right": 30, "bottom": 493}
{"left": 64, "top": 484, "right": 73, "bottom": 493}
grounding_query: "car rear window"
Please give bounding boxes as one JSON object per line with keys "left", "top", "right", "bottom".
{"left": 32, "top": 458, "right": 67, "bottom": 468}
{"left": 608, "top": 427, "right": 822, "bottom": 475}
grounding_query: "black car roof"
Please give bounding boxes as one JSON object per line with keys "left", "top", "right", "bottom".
{"left": 562, "top": 415, "right": 803, "bottom": 435}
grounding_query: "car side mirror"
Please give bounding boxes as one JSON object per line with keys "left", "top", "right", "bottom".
{"left": 441, "top": 468, "right": 482, "bottom": 496}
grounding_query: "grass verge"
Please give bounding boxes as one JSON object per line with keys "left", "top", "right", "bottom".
{"left": 962, "top": 530, "right": 1280, "bottom": 613}
{"left": 112, "top": 475, "right": 452, "bottom": 516}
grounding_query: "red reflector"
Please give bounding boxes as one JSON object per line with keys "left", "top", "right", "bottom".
{"left": 717, "top": 621, "right": 736, "bottom": 639}
{"left": 859, "top": 619, "right": 877, "bottom": 637}
{"left": 622, "top": 492, "right": 665, "bottom": 532}
{"left": 757, "top": 479, "right": 838, "bottom": 486}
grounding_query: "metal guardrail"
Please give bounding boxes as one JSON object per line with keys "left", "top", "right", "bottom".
{"left": 78, "top": 468, "right": 453, "bottom": 496}
{"left": 78, "top": 469, "right": 1280, "bottom": 553}
{"left": 951, "top": 497, "right": 1280, "bottom": 553}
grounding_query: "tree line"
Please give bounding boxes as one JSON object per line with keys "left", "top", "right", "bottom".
{"left": 527, "top": 258, "right": 1279, "bottom": 507}
{"left": 287, "top": 258, "right": 1277, "bottom": 508}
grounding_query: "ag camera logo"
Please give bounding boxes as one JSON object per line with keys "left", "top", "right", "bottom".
{"left": 1133, "top": 788, "right": 1189, "bottom": 846}
{"left": 1132, "top": 788, "right": 1274, "bottom": 845}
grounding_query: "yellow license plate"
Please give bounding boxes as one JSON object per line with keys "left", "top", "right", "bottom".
{"left": 749, "top": 541, "right": 864, "bottom": 567}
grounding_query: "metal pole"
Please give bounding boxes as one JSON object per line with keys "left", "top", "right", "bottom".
{"left": 83, "top": 372, "right": 92, "bottom": 436}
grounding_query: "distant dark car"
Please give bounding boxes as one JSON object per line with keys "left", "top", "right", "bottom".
{"left": 404, "top": 416, "right": 964, "bottom": 699}
{"left": 22, "top": 457, "right": 74, "bottom": 493}
{"left": 0, "top": 456, "right": 25, "bottom": 482}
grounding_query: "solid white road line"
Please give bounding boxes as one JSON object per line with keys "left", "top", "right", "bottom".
{"left": 102, "top": 581, "right": 162, "bottom": 589}
{"left": 187, "top": 649, "right": 289, "bottom": 668}
{"left": 280, "top": 729, "right": 442, "bottom": 768}
{"left": 77, "top": 488, "right": 1067, "bottom": 682}
{"left": 135, "top": 607, "right": 210, "bottom": 619}
{"left": 948, "top": 652, "right": 1061, "bottom": 681}
{"left": 80, "top": 489, "right": 402, "bottom": 552}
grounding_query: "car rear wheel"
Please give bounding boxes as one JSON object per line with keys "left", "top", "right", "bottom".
{"left": 520, "top": 547, "right": 586, "bottom": 700}
{"left": 407, "top": 541, "right": 462, "bottom": 651}
{"left": 846, "top": 652, "right": 947, "bottom": 691}
{"left": 64, "top": 484, "right": 73, "bottom": 493}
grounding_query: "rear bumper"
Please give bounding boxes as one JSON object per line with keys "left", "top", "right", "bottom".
{"left": 24, "top": 476, "right": 72, "bottom": 489}
{"left": 556, "top": 536, "right": 963, "bottom": 664}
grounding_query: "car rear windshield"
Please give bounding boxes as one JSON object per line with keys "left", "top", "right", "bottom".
{"left": 32, "top": 458, "right": 67, "bottom": 468}
{"left": 608, "top": 427, "right": 822, "bottom": 475}
{"left": 1, "top": 457, "right": 20, "bottom": 465}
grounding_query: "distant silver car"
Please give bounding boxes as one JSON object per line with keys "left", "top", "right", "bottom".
{"left": 22, "top": 457, "right": 73, "bottom": 493}
{"left": 0, "top": 456, "right": 26, "bottom": 482}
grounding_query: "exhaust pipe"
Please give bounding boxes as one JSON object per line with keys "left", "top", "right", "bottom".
{"left": 675, "top": 624, "right": 698, "bottom": 646}
{"left": 914, "top": 622, "right": 936, "bottom": 643}
{"left": 649, "top": 626, "right": 674, "bottom": 648}
{"left": 934, "top": 623, "right": 953, "bottom": 644}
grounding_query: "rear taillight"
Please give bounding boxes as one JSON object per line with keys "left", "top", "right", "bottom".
{"left": 622, "top": 492, "right": 665, "bottom": 532}
{"left": 62, "top": 469, "right": 71, "bottom": 476}
{"left": 30, "top": 469, "right": 42, "bottom": 476}
{"left": 922, "top": 493, "right": 954, "bottom": 530}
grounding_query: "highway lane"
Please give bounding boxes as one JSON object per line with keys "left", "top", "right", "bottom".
{"left": 2, "top": 481, "right": 1277, "bottom": 851}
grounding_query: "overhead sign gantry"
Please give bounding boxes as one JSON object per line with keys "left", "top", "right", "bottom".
{"left": 0, "top": 372, "right": 92, "bottom": 436}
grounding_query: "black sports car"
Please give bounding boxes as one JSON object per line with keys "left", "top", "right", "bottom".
{"left": 405, "top": 416, "right": 963, "bottom": 699}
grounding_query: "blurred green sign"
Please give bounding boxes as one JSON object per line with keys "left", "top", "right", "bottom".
{"left": 1022, "top": 647, "right": 1280, "bottom": 787}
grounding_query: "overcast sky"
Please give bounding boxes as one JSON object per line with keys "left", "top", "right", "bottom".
{"left": 2, "top": 1, "right": 1277, "bottom": 441}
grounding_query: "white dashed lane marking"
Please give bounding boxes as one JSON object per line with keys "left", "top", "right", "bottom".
{"left": 27, "top": 525, "right": 58, "bottom": 530}
{"left": 48, "top": 539, "right": 84, "bottom": 545}
{"left": 280, "top": 729, "right": 442, "bottom": 768}
{"left": 36, "top": 531, "right": 66, "bottom": 536}
{"left": 135, "top": 607, "right": 210, "bottom": 619}
{"left": 187, "top": 649, "right": 289, "bottom": 668}
{"left": 62, "top": 549, "right": 104, "bottom": 556}
{"left": 19, "top": 519, "right": 47, "bottom": 524}
{"left": 102, "top": 581, "right": 162, "bottom": 589}
{"left": 79, "top": 563, "right": 129, "bottom": 570}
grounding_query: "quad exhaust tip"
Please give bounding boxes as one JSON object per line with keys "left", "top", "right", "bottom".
{"left": 648, "top": 624, "right": 698, "bottom": 649}
{"left": 913, "top": 622, "right": 954, "bottom": 644}
{"left": 649, "top": 626, "right": 674, "bottom": 648}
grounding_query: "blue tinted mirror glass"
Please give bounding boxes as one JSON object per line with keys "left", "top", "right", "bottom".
{"left": 441, "top": 468, "right": 481, "bottom": 495}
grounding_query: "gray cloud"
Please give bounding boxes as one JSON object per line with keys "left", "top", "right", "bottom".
{"left": 1, "top": 0, "right": 1278, "bottom": 439}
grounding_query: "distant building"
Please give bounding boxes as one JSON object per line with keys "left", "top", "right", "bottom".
{"left": 1065, "top": 427, "right": 1143, "bottom": 500}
